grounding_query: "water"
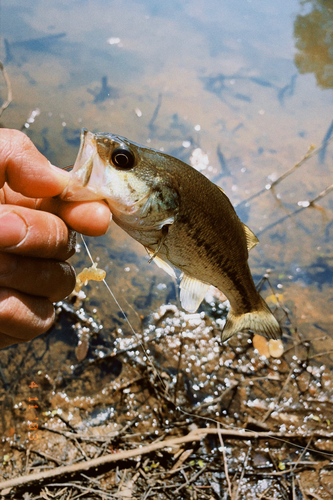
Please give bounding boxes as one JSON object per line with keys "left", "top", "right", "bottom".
{"left": 0, "top": 1, "right": 333, "bottom": 492}
{"left": 1, "top": 0, "right": 333, "bottom": 364}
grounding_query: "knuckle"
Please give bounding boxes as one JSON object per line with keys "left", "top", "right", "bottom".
{"left": 1, "top": 129, "right": 32, "bottom": 163}
{"left": 0, "top": 288, "right": 55, "bottom": 338}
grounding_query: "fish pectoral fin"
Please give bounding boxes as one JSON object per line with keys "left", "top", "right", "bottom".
{"left": 146, "top": 249, "right": 177, "bottom": 279}
{"left": 179, "top": 274, "right": 210, "bottom": 313}
{"left": 242, "top": 223, "right": 259, "bottom": 251}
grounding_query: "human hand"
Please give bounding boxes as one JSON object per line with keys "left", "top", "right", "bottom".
{"left": 0, "top": 128, "right": 111, "bottom": 349}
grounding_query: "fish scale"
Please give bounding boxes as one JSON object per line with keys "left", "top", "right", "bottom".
{"left": 61, "top": 128, "right": 282, "bottom": 343}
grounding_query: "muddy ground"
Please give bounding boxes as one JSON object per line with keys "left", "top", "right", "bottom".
{"left": 0, "top": 284, "right": 333, "bottom": 499}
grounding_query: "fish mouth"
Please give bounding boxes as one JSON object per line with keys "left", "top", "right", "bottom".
{"left": 60, "top": 128, "right": 151, "bottom": 217}
{"left": 60, "top": 128, "right": 110, "bottom": 202}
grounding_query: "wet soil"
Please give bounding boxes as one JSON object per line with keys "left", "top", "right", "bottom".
{"left": 0, "top": 292, "right": 333, "bottom": 498}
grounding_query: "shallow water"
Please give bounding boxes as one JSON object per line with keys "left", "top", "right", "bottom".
{"left": 0, "top": 1, "right": 333, "bottom": 494}
{"left": 1, "top": 0, "right": 333, "bottom": 373}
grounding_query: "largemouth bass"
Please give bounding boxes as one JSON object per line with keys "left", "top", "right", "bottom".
{"left": 61, "top": 129, "right": 282, "bottom": 342}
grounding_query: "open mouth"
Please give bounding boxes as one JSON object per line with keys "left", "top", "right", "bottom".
{"left": 73, "top": 129, "right": 96, "bottom": 186}
{"left": 60, "top": 129, "right": 106, "bottom": 202}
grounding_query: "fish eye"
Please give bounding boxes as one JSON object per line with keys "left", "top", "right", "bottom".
{"left": 111, "top": 147, "right": 135, "bottom": 169}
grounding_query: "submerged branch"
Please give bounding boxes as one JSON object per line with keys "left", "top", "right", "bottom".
{"left": 236, "top": 140, "right": 333, "bottom": 210}
{"left": 0, "top": 61, "right": 12, "bottom": 118}
{"left": 269, "top": 143, "right": 316, "bottom": 189}
{"left": 258, "top": 182, "right": 333, "bottom": 236}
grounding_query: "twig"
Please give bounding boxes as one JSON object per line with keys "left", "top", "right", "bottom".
{"left": 233, "top": 444, "right": 250, "bottom": 500}
{"left": 269, "top": 144, "right": 316, "bottom": 189}
{"left": 297, "top": 477, "right": 310, "bottom": 500}
{"left": 45, "top": 483, "right": 116, "bottom": 499}
{"left": 193, "top": 381, "right": 239, "bottom": 413}
{"left": 174, "top": 463, "right": 208, "bottom": 494}
{"left": 292, "top": 437, "right": 312, "bottom": 472}
{"left": 236, "top": 141, "right": 330, "bottom": 210}
{"left": 254, "top": 466, "right": 310, "bottom": 477}
{"left": 112, "top": 375, "right": 146, "bottom": 395}
{"left": 292, "top": 475, "right": 296, "bottom": 500}
{"left": 168, "top": 449, "right": 193, "bottom": 474}
{"left": 307, "top": 349, "right": 333, "bottom": 360}
{"left": 0, "top": 428, "right": 332, "bottom": 492}
{"left": 258, "top": 183, "right": 333, "bottom": 236}
{"left": 0, "top": 61, "right": 12, "bottom": 118}
{"left": 217, "top": 423, "right": 232, "bottom": 499}
{"left": 11, "top": 444, "right": 66, "bottom": 466}
{"left": 304, "top": 490, "right": 325, "bottom": 500}
{"left": 261, "top": 367, "right": 294, "bottom": 422}
{"left": 257, "top": 487, "right": 273, "bottom": 500}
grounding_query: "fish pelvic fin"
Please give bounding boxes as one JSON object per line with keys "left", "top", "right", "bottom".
{"left": 221, "top": 296, "right": 282, "bottom": 342}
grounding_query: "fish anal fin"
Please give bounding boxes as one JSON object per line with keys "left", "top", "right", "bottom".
{"left": 180, "top": 274, "right": 210, "bottom": 313}
{"left": 242, "top": 223, "right": 259, "bottom": 251}
{"left": 146, "top": 249, "right": 176, "bottom": 279}
{"left": 221, "top": 295, "right": 282, "bottom": 342}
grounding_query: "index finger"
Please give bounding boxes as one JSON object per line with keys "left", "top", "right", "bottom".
{"left": 0, "top": 128, "right": 111, "bottom": 236}
{"left": 0, "top": 128, "right": 69, "bottom": 197}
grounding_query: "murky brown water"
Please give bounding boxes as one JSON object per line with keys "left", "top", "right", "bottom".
{"left": 0, "top": 0, "right": 333, "bottom": 497}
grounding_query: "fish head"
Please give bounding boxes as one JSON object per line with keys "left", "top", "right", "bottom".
{"left": 61, "top": 128, "right": 179, "bottom": 229}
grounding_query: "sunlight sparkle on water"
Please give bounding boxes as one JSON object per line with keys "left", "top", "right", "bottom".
{"left": 107, "top": 37, "right": 121, "bottom": 45}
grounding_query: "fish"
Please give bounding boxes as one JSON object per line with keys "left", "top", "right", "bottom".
{"left": 61, "top": 128, "right": 282, "bottom": 342}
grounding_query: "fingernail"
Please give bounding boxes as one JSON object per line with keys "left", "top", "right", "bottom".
{"left": 0, "top": 212, "right": 28, "bottom": 247}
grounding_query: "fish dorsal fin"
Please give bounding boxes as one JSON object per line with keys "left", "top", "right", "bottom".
{"left": 146, "top": 249, "right": 176, "bottom": 279}
{"left": 242, "top": 223, "right": 259, "bottom": 251}
{"left": 179, "top": 273, "right": 210, "bottom": 313}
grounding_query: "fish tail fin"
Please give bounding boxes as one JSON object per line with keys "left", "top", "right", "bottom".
{"left": 221, "top": 296, "right": 282, "bottom": 342}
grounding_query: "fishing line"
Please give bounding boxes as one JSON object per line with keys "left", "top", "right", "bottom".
{"left": 79, "top": 234, "right": 167, "bottom": 389}
{"left": 78, "top": 237, "right": 332, "bottom": 462}
{"left": 80, "top": 234, "right": 137, "bottom": 338}
{"left": 80, "top": 234, "right": 141, "bottom": 341}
